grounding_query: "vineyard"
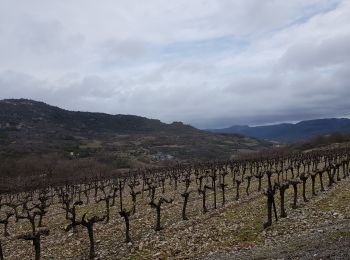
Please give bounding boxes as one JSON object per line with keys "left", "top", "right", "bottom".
{"left": 0, "top": 147, "right": 350, "bottom": 259}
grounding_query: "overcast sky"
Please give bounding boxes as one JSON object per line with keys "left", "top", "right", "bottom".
{"left": 0, "top": 0, "right": 349, "bottom": 128}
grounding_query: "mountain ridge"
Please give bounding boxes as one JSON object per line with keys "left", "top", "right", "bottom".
{"left": 0, "top": 99, "right": 271, "bottom": 162}
{"left": 207, "top": 118, "right": 350, "bottom": 143}
{"left": 0, "top": 98, "right": 197, "bottom": 134}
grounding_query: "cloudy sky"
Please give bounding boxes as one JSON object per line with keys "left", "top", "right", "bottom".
{"left": 0, "top": 0, "right": 349, "bottom": 128}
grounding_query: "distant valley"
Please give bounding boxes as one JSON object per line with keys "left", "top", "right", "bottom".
{"left": 0, "top": 99, "right": 271, "bottom": 167}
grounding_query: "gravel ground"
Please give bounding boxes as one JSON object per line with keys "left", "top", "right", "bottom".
{"left": 205, "top": 219, "right": 350, "bottom": 259}
{"left": 204, "top": 184, "right": 350, "bottom": 260}
{"left": 2, "top": 171, "right": 350, "bottom": 259}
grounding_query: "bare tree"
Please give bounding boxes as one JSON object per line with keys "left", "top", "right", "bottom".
{"left": 150, "top": 197, "right": 173, "bottom": 231}
{"left": 80, "top": 213, "right": 106, "bottom": 260}
{"left": 17, "top": 228, "right": 50, "bottom": 260}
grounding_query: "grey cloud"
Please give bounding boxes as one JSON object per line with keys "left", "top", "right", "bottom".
{"left": 0, "top": 15, "right": 86, "bottom": 74}
{"left": 0, "top": 71, "right": 48, "bottom": 100}
{"left": 15, "top": 19, "right": 65, "bottom": 55}
{"left": 280, "top": 34, "right": 350, "bottom": 70}
{"left": 0, "top": 0, "right": 349, "bottom": 129}
{"left": 225, "top": 76, "right": 282, "bottom": 95}
{"left": 96, "top": 39, "right": 149, "bottom": 67}
{"left": 0, "top": 72, "right": 122, "bottom": 111}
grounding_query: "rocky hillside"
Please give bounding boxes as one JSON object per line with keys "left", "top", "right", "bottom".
{"left": 0, "top": 99, "right": 195, "bottom": 134}
{"left": 0, "top": 99, "right": 271, "bottom": 163}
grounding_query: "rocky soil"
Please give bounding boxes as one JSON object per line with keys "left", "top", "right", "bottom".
{"left": 205, "top": 220, "right": 350, "bottom": 260}
{"left": 1, "top": 174, "right": 350, "bottom": 259}
{"left": 205, "top": 178, "right": 350, "bottom": 260}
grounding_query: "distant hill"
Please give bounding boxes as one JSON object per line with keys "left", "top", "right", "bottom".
{"left": 207, "top": 118, "right": 350, "bottom": 143}
{"left": 0, "top": 99, "right": 199, "bottom": 134}
{"left": 0, "top": 99, "right": 271, "bottom": 162}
